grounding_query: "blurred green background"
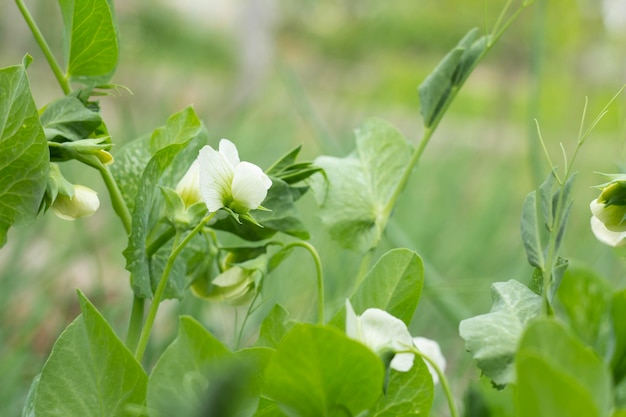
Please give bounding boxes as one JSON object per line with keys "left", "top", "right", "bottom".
{"left": 2, "top": 0, "right": 626, "bottom": 415}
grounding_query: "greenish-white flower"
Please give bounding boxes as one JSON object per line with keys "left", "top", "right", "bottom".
{"left": 51, "top": 185, "right": 100, "bottom": 220}
{"left": 192, "top": 266, "right": 258, "bottom": 305}
{"left": 198, "top": 139, "right": 272, "bottom": 214}
{"left": 590, "top": 177, "right": 626, "bottom": 247}
{"left": 345, "top": 300, "right": 415, "bottom": 372}
{"left": 345, "top": 301, "right": 446, "bottom": 384}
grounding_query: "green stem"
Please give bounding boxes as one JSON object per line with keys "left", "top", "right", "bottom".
{"left": 15, "top": 0, "right": 71, "bottom": 94}
{"left": 235, "top": 291, "right": 262, "bottom": 349}
{"left": 283, "top": 241, "right": 325, "bottom": 324}
{"left": 411, "top": 347, "right": 459, "bottom": 417}
{"left": 353, "top": 249, "right": 374, "bottom": 293}
{"left": 146, "top": 225, "right": 177, "bottom": 257}
{"left": 134, "top": 213, "right": 216, "bottom": 362}
{"left": 125, "top": 298, "right": 145, "bottom": 352}
{"left": 97, "top": 164, "right": 132, "bottom": 233}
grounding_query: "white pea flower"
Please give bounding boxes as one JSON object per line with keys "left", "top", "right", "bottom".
{"left": 51, "top": 185, "right": 100, "bottom": 220}
{"left": 198, "top": 139, "right": 272, "bottom": 214}
{"left": 197, "top": 266, "right": 257, "bottom": 305}
{"left": 345, "top": 300, "right": 415, "bottom": 372}
{"left": 413, "top": 337, "right": 446, "bottom": 385}
{"left": 175, "top": 160, "right": 201, "bottom": 208}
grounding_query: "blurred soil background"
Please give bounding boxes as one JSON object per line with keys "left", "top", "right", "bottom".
{"left": 1, "top": 0, "right": 626, "bottom": 415}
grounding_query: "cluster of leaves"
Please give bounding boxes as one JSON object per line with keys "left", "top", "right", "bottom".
{"left": 25, "top": 249, "right": 432, "bottom": 417}
{"left": 460, "top": 163, "right": 626, "bottom": 416}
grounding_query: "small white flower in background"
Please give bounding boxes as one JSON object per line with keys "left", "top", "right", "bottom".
{"left": 413, "top": 337, "right": 446, "bottom": 385}
{"left": 196, "top": 266, "right": 258, "bottom": 305}
{"left": 345, "top": 300, "right": 446, "bottom": 384}
{"left": 345, "top": 300, "right": 414, "bottom": 372}
{"left": 198, "top": 139, "right": 272, "bottom": 214}
{"left": 175, "top": 160, "right": 201, "bottom": 208}
{"left": 51, "top": 185, "right": 100, "bottom": 221}
{"left": 590, "top": 177, "right": 626, "bottom": 247}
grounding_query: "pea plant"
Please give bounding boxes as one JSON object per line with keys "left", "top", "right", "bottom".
{"left": 3, "top": 0, "right": 625, "bottom": 416}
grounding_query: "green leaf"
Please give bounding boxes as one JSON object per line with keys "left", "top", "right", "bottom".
{"left": 40, "top": 95, "right": 102, "bottom": 142}
{"left": 265, "top": 324, "right": 384, "bottom": 417}
{"left": 150, "top": 106, "right": 202, "bottom": 153}
{"left": 147, "top": 316, "right": 232, "bottom": 417}
{"left": 212, "top": 177, "right": 310, "bottom": 241}
{"left": 370, "top": 358, "right": 434, "bottom": 417}
{"left": 0, "top": 60, "right": 48, "bottom": 247}
{"left": 459, "top": 280, "right": 542, "bottom": 387}
{"left": 418, "top": 28, "right": 487, "bottom": 127}
{"left": 123, "top": 107, "right": 204, "bottom": 298}
{"left": 254, "top": 398, "right": 287, "bottom": 417}
{"left": 611, "top": 289, "right": 626, "bottom": 383}
{"left": 34, "top": 290, "right": 147, "bottom": 417}
{"left": 59, "top": 0, "right": 119, "bottom": 85}
{"left": 520, "top": 190, "right": 544, "bottom": 269}
{"left": 310, "top": 118, "right": 412, "bottom": 252}
{"left": 516, "top": 318, "right": 612, "bottom": 417}
{"left": 109, "top": 134, "right": 151, "bottom": 211}
{"left": 556, "top": 265, "right": 613, "bottom": 358}
{"left": 256, "top": 304, "right": 291, "bottom": 349}
{"left": 331, "top": 249, "right": 424, "bottom": 328}
{"left": 612, "top": 410, "right": 626, "bottom": 417}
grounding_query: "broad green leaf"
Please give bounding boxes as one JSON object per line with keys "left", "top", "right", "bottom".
{"left": 0, "top": 59, "right": 48, "bottom": 247}
{"left": 265, "top": 324, "right": 384, "bottom": 417}
{"left": 109, "top": 134, "right": 151, "bottom": 211}
{"left": 459, "top": 280, "right": 542, "bottom": 387}
{"left": 516, "top": 318, "right": 612, "bottom": 417}
{"left": 419, "top": 28, "right": 487, "bottom": 127}
{"left": 150, "top": 106, "right": 202, "bottom": 152}
{"left": 612, "top": 289, "right": 626, "bottom": 383}
{"left": 59, "top": 0, "right": 119, "bottom": 85}
{"left": 34, "top": 290, "right": 147, "bottom": 417}
{"left": 123, "top": 107, "right": 203, "bottom": 298}
{"left": 331, "top": 249, "right": 424, "bottom": 328}
{"left": 370, "top": 358, "right": 434, "bottom": 417}
{"left": 612, "top": 410, "right": 626, "bottom": 417}
{"left": 147, "top": 316, "right": 234, "bottom": 417}
{"left": 212, "top": 177, "right": 310, "bottom": 241}
{"left": 40, "top": 95, "right": 102, "bottom": 142}
{"left": 310, "top": 118, "right": 412, "bottom": 252}
{"left": 256, "top": 304, "right": 291, "bottom": 349}
{"left": 556, "top": 265, "right": 612, "bottom": 358}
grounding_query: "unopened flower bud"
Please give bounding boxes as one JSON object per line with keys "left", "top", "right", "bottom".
{"left": 175, "top": 160, "right": 201, "bottom": 208}
{"left": 51, "top": 185, "right": 100, "bottom": 220}
{"left": 590, "top": 177, "right": 626, "bottom": 246}
{"left": 194, "top": 266, "right": 257, "bottom": 305}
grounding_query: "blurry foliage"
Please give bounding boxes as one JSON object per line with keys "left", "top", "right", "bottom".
{"left": 1, "top": 0, "right": 626, "bottom": 415}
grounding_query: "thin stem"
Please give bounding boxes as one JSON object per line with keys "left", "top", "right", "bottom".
{"left": 134, "top": 212, "right": 216, "bottom": 362}
{"left": 97, "top": 164, "right": 132, "bottom": 233}
{"left": 353, "top": 249, "right": 374, "bottom": 293}
{"left": 15, "top": 0, "right": 71, "bottom": 94}
{"left": 411, "top": 347, "right": 459, "bottom": 417}
{"left": 283, "top": 241, "right": 325, "bottom": 324}
{"left": 235, "top": 291, "right": 262, "bottom": 349}
{"left": 125, "top": 298, "right": 144, "bottom": 352}
{"left": 146, "top": 225, "right": 177, "bottom": 257}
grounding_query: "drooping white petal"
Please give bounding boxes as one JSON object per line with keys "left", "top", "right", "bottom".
{"left": 413, "top": 337, "right": 446, "bottom": 385}
{"left": 591, "top": 216, "right": 626, "bottom": 247}
{"left": 219, "top": 139, "right": 240, "bottom": 167}
{"left": 198, "top": 145, "right": 234, "bottom": 212}
{"left": 231, "top": 162, "right": 272, "bottom": 211}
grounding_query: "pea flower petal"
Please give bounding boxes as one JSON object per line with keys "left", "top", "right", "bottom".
{"left": 51, "top": 185, "right": 100, "bottom": 221}
{"left": 345, "top": 300, "right": 414, "bottom": 372}
{"left": 414, "top": 336, "right": 446, "bottom": 385}
{"left": 198, "top": 139, "right": 271, "bottom": 214}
